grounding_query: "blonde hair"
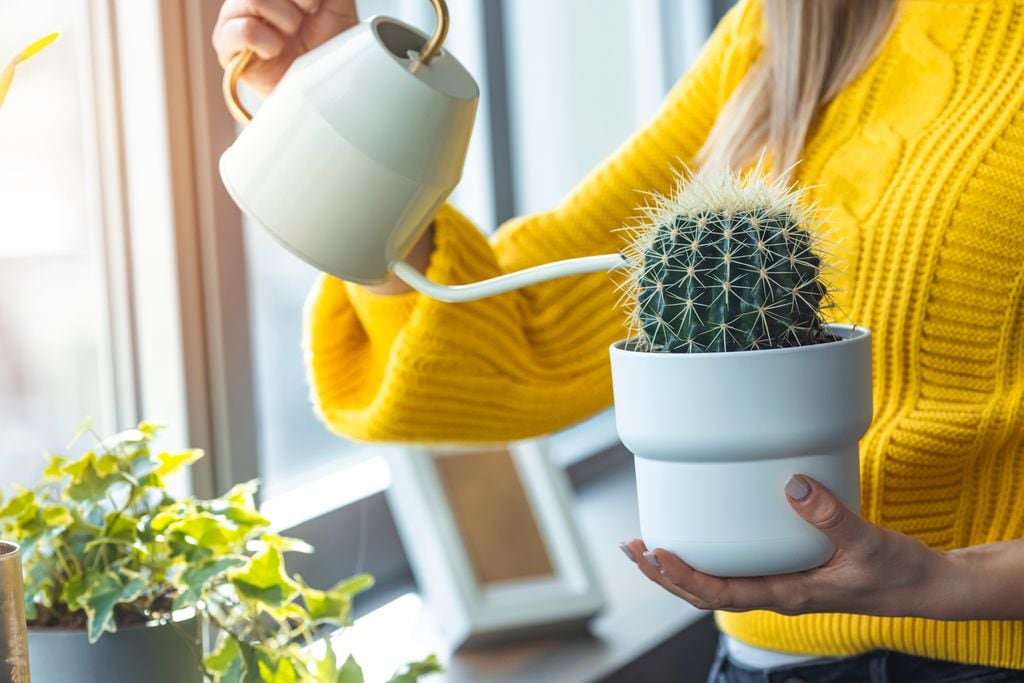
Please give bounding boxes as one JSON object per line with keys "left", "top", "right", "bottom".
{"left": 698, "top": 0, "right": 898, "bottom": 174}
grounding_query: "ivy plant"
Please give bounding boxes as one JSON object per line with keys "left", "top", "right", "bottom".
{"left": 0, "top": 420, "right": 440, "bottom": 682}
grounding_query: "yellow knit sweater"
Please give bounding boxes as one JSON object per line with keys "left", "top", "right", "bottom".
{"left": 305, "top": 0, "right": 1024, "bottom": 668}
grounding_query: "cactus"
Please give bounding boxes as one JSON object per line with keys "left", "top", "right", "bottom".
{"left": 619, "top": 165, "right": 838, "bottom": 353}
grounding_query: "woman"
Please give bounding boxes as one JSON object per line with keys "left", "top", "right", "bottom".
{"left": 213, "top": 0, "right": 1024, "bottom": 680}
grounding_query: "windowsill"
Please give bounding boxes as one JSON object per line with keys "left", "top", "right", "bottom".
{"left": 260, "top": 411, "right": 620, "bottom": 532}
{"left": 327, "top": 449, "right": 716, "bottom": 682}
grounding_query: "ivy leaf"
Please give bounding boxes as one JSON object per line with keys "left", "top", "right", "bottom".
{"left": 300, "top": 573, "right": 373, "bottom": 624}
{"left": 79, "top": 571, "right": 146, "bottom": 643}
{"left": 42, "top": 454, "right": 67, "bottom": 480}
{"left": 95, "top": 453, "right": 121, "bottom": 477}
{"left": 205, "top": 636, "right": 246, "bottom": 683}
{"left": 386, "top": 655, "right": 442, "bottom": 683}
{"left": 209, "top": 501, "right": 269, "bottom": 530}
{"left": 138, "top": 420, "right": 166, "bottom": 436}
{"left": 257, "top": 533, "right": 313, "bottom": 555}
{"left": 228, "top": 545, "right": 300, "bottom": 608}
{"left": 155, "top": 449, "right": 203, "bottom": 477}
{"left": 41, "top": 505, "right": 73, "bottom": 529}
{"left": 172, "top": 555, "right": 245, "bottom": 610}
{"left": 62, "top": 452, "right": 119, "bottom": 502}
{"left": 0, "top": 486, "right": 36, "bottom": 520}
{"left": 253, "top": 648, "right": 299, "bottom": 683}
{"left": 337, "top": 655, "right": 365, "bottom": 683}
{"left": 104, "top": 511, "right": 139, "bottom": 542}
{"left": 222, "top": 480, "right": 260, "bottom": 509}
{"left": 166, "top": 513, "right": 246, "bottom": 555}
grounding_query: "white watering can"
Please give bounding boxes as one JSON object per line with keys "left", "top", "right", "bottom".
{"left": 219, "top": 0, "right": 625, "bottom": 302}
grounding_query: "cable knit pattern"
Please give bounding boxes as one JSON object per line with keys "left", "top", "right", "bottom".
{"left": 305, "top": 0, "right": 1024, "bottom": 667}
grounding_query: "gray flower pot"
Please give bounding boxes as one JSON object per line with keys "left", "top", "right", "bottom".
{"left": 27, "top": 617, "right": 204, "bottom": 683}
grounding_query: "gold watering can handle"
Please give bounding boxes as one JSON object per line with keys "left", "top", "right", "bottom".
{"left": 222, "top": 0, "right": 450, "bottom": 125}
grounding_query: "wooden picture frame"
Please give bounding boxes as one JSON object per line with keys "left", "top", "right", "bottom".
{"left": 385, "top": 440, "right": 606, "bottom": 648}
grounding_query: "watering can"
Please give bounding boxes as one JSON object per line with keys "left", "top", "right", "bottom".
{"left": 219, "top": 0, "right": 624, "bottom": 302}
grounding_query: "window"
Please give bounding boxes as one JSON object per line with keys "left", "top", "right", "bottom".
{"left": 1, "top": 0, "right": 724, "bottom": 601}
{"left": 0, "top": 1, "right": 117, "bottom": 488}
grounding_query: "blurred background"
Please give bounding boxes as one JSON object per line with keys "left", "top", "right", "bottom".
{"left": 1, "top": 0, "right": 735, "bottom": 678}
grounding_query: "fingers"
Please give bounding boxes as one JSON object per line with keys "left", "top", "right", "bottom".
{"left": 214, "top": 0, "right": 307, "bottom": 65}
{"left": 785, "top": 475, "right": 866, "bottom": 548}
{"left": 221, "top": 0, "right": 305, "bottom": 34}
{"left": 622, "top": 541, "right": 816, "bottom": 614}
{"left": 623, "top": 540, "right": 709, "bottom": 606}
{"left": 290, "top": 0, "right": 322, "bottom": 13}
{"left": 215, "top": 17, "right": 285, "bottom": 63}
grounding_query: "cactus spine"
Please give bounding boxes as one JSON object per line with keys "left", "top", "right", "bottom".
{"left": 620, "top": 166, "right": 837, "bottom": 353}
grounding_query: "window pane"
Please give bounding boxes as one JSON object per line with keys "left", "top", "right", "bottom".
{"left": 0, "top": 2, "right": 108, "bottom": 488}
{"left": 245, "top": 220, "right": 361, "bottom": 495}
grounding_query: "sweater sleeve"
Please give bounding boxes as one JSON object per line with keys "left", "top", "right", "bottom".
{"left": 303, "top": 0, "right": 762, "bottom": 443}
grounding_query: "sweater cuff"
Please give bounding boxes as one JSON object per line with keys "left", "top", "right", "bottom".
{"left": 343, "top": 204, "right": 501, "bottom": 339}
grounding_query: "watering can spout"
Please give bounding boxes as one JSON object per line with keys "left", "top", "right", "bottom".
{"left": 219, "top": 0, "right": 626, "bottom": 302}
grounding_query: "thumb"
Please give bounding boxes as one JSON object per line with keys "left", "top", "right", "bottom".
{"left": 785, "top": 475, "right": 864, "bottom": 547}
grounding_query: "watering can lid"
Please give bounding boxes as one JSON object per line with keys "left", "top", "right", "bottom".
{"left": 288, "top": 15, "right": 479, "bottom": 103}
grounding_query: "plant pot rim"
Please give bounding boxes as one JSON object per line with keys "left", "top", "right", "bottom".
{"left": 27, "top": 608, "right": 195, "bottom": 635}
{"left": 0, "top": 540, "right": 20, "bottom": 556}
{"left": 610, "top": 322, "right": 868, "bottom": 359}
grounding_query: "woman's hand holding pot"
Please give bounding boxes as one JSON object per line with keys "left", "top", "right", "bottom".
{"left": 622, "top": 475, "right": 968, "bottom": 619}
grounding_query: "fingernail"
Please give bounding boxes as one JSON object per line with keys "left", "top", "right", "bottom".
{"left": 618, "top": 542, "right": 636, "bottom": 563}
{"left": 642, "top": 550, "right": 661, "bottom": 569}
{"left": 786, "top": 475, "right": 811, "bottom": 501}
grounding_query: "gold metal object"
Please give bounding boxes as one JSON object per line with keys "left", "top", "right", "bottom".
{"left": 223, "top": 49, "right": 255, "bottom": 125}
{"left": 1, "top": 542, "right": 30, "bottom": 683}
{"left": 222, "top": 0, "right": 451, "bottom": 126}
{"left": 419, "top": 0, "right": 449, "bottom": 66}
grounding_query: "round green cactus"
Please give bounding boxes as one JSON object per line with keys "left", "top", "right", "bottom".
{"left": 620, "top": 166, "right": 838, "bottom": 353}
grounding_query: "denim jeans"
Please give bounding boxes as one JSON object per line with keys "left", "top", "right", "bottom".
{"left": 707, "top": 641, "right": 1024, "bottom": 682}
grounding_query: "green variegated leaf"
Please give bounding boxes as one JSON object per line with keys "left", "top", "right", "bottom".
{"left": 326, "top": 574, "right": 374, "bottom": 598}
{"left": 156, "top": 449, "right": 203, "bottom": 477}
{"left": 41, "top": 505, "right": 73, "bottom": 528}
{"left": 95, "top": 453, "right": 120, "bottom": 477}
{"left": 257, "top": 533, "right": 313, "bottom": 555}
{"left": 79, "top": 571, "right": 146, "bottom": 643}
{"left": 0, "top": 486, "right": 36, "bottom": 520}
{"left": 104, "top": 511, "right": 139, "bottom": 541}
{"left": 210, "top": 502, "right": 270, "bottom": 530}
{"left": 166, "top": 513, "right": 243, "bottom": 554}
{"left": 42, "top": 454, "right": 67, "bottom": 479}
{"left": 228, "top": 546, "right": 300, "bottom": 608}
{"left": 337, "top": 654, "right": 365, "bottom": 683}
{"left": 62, "top": 452, "right": 120, "bottom": 502}
{"left": 386, "top": 655, "right": 442, "bottom": 683}
{"left": 300, "top": 573, "right": 373, "bottom": 624}
{"left": 172, "top": 555, "right": 245, "bottom": 610}
{"left": 254, "top": 647, "right": 299, "bottom": 683}
{"left": 137, "top": 420, "right": 166, "bottom": 436}
{"left": 205, "top": 636, "right": 246, "bottom": 683}
{"left": 238, "top": 641, "right": 264, "bottom": 683}
{"left": 222, "top": 480, "right": 260, "bottom": 509}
